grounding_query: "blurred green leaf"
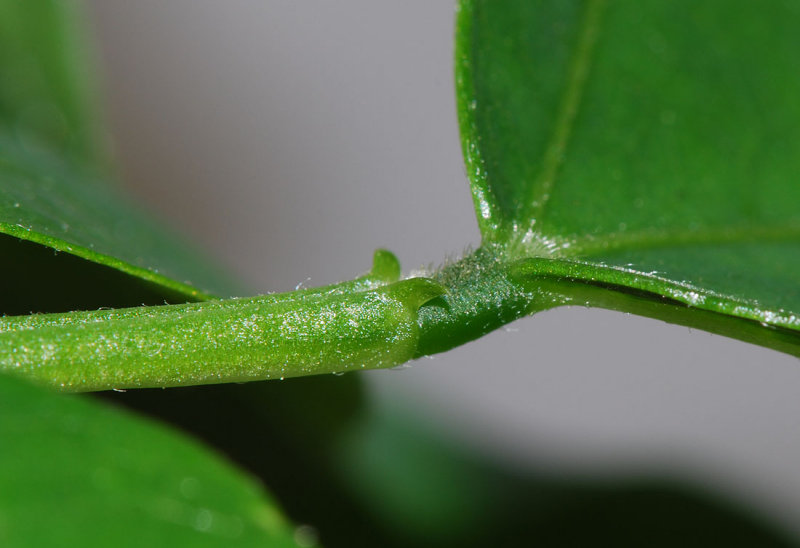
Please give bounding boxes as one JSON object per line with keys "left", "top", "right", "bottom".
{"left": 0, "top": 0, "right": 240, "bottom": 302}
{"left": 456, "top": 0, "right": 800, "bottom": 347}
{"left": 0, "top": 0, "right": 104, "bottom": 165}
{"left": 0, "top": 134, "right": 242, "bottom": 302}
{"left": 0, "top": 374, "right": 303, "bottom": 547}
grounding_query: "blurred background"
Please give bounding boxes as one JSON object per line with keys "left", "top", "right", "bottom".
{"left": 86, "top": 0, "right": 800, "bottom": 535}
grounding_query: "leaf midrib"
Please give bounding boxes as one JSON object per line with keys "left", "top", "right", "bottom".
{"left": 512, "top": 255, "right": 800, "bottom": 330}
{"left": 523, "top": 0, "right": 607, "bottom": 228}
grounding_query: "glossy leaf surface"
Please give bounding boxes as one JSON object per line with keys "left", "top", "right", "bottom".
{"left": 456, "top": 0, "right": 800, "bottom": 341}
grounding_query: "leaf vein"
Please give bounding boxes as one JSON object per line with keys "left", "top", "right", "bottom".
{"left": 523, "top": 0, "right": 606, "bottom": 228}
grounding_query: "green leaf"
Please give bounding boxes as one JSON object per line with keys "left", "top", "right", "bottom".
{"left": 0, "top": 374, "right": 302, "bottom": 547}
{"left": 0, "top": 0, "right": 104, "bottom": 166}
{"left": 456, "top": 0, "right": 800, "bottom": 345}
{"left": 0, "top": 0, "right": 239, "bottom": 302}
{"left": 0, "top": 135, "right": 242, "bottom": 301}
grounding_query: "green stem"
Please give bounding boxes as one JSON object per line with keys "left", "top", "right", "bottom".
{"left": 0, "top": 246, "right": 580, "bottom": 392}
{"left": 0, "top": 250, "right": 444, "bottom": 391}
{"left": 12, "top": 242, "right": 787, "bottom": 394}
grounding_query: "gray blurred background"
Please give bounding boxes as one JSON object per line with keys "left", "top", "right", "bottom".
{"left": 87, "top": 0, "right": 800, "bottom": 531}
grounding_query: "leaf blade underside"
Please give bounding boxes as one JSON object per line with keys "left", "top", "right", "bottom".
{"left": 456, "top": 0, "right": 800, "bottom": 342}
